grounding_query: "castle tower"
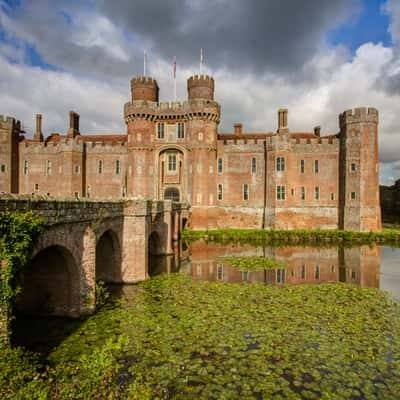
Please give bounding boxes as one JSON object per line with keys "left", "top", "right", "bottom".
{"left": 339, "top": 107, "right": 381, "bottom": 231}
{"left": 131, "top": 76, "right": 159, "bottom": 102}
{"left": 0, "top": 115, "right": 21, "bottom": 193}
{"left": 185, "top": 75, "right": 220, "bottom": 227}
{"left": 124, "top": 76, "right": 159, "bottom": 198}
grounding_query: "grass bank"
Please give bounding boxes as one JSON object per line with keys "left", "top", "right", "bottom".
{"left": 181, "top": 228, "right": 400, "bottom": 245}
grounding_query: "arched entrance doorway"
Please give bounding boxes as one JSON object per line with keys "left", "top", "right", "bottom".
{"left": 164, "top": 187, "right": 180, "bottom": 202}
{"left": 17, "top": 245, "right": 78, "bottom": 317}
{"left": 96, "top": 230, "right": 121, "bottom": 282}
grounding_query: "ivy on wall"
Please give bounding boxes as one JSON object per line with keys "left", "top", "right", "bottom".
{"left": 0, "top": 210, "right": 45, "bottom": 339}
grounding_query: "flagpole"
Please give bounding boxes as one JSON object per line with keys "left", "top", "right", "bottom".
{"left": 173, "top": 56, "right": 177, "bottom": 101}
{"left": 200, "top": 48, "right": 204, "bottom": 74}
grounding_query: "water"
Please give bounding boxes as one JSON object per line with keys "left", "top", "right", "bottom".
{"left": 151, "top": 242, "right": 400, "bottom": 301}
{"left": 9, "top": 242, "right": 400, "bottom": 399}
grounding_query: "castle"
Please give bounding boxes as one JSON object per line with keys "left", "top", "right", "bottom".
{"left": 0, "top": 74, "right": 381, "bottom": 231}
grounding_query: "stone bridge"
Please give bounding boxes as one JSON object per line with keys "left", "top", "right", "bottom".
{"left": 0, "top": 195, "right": 190, "bottom": 318}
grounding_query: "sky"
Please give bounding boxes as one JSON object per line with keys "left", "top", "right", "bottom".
{"left": 0, "top": 0, "right": 399, "bottom": 185}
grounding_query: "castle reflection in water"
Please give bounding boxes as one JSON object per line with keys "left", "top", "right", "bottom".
{"left": 151, "top": 241, "right": 381, "bottom": 289}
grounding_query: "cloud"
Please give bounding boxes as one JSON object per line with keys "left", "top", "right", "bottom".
{"left": 0, "top": 0, "right": 399, "bottom": 184}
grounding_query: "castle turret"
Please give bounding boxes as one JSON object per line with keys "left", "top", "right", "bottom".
{"left": 187, "top": 75, "right": 214, "bottom": 101}
{"left": 339, "top": 107, "right": 381, "bottom": 231}
{"left": 131, "top": 76, "right": 159, "bottom": 102}
{"left": 0, "top": 115, "right": 21, "bottom": 193}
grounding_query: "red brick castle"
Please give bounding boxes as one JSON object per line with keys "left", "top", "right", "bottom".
{"left": 0, "top": 74, "right": 381, "bottom": 231}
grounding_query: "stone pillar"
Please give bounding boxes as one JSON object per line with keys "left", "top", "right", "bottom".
{"left": 173, "top": 210, "right": 180, "bottom": 241}
{"left": 163, "top": 201, "right": 174, "bottom": 254}
{"left": 121, "top": 200, "right": 151, "bottom": 282}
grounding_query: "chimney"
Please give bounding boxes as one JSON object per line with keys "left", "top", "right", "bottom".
{"left": 234, "top": 123, "right": 243, "bottom": 136}
{"left": 67, "top": 111, "right": 80, "bottom": 137}
{"left": 34, "top": 114, "right": 44, "bottom": 142}
{"left": 278, "top": 108, "right": 288, "bottom": 133}
{"left": 314, "top": 126, "right": 321, "bottom": 137}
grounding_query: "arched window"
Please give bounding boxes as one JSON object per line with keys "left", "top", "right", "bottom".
{"left": 164, "top": 187, "right": 180, "bottom": 202}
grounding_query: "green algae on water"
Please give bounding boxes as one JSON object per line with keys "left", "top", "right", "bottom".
{"left": 2, "top": 274, "right": 400, "bottom": 399}
{"left": 218, "top": 256, "right": 287, "bottom": 271}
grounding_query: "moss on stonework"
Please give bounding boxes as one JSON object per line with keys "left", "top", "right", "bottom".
{"left": 181, "top": 228, "right": 400, "bottom": 245}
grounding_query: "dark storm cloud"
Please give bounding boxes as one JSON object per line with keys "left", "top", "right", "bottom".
{"left": 97, "top": 0, "right": 360, "bottom": 75}
{"left": 2, "top": 0, "right": 359, "bottom": 80}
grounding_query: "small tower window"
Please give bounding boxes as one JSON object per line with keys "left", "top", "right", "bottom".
{"left": 331, "top": 192, "right": 335, "bottom": 201}
{"left": 251, "top": 157, "right": 257, "bottom": 174}
{"left": 277, "top": 185, "right": 286, "bottom": 200}
{"left": 351, "top": 163, "right": 357, "bottom": 172}
{"left": 300, "top": 159, "right": 305, "bottom": 174}
{"left": 217, "top": 184, "right": 223, "bottom": 201}
{"left": 276, "top": 157, "right": 285, "bottom": 171}
{"left": 243, "top": 184, "right": 249, "bottom": 201}
{"left": 177, "top": 122, "right": 185, "bottom": 139}
{"left": 23, "top": 160, "right": 28, "bottom": 175}
{"left": 34, "top": 183, "right": 39, "bottom": 191}
{"left": 301, "top": 186, "right": 305, "bottom": 200}
{"left": 74, "top": 165, "right": 80, "bottom": 174}
{"left": 217, "top": 158, "right": 223, "bottom": 174}
{"left": 115, "top": 159, "right": 120, "bottom": 175}
{"left": 46, "top": 160, "right": 52, "bottom": 175}
{"left": 158, "top": 123, "right": 165, "bottom": 139}
{"left": 315, "top": 186, "right": 320, "bottom": 200}
{"left": 314, "top": 160, "right": 319, "bottom": 174}
{"left": 0, "top": 164, "right": 6, "bottom": 173}
{"left": 351, "top": 191, "right": 356, "bottom": 200}
{"left": 98, "top": 160, "right": 103, "bottom": 174}
{"left": 168, "top": 154, "right": 177, "bottom": 171}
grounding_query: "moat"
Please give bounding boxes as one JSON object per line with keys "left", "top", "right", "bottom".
{"left": 4, "top": 241, "right": 400, "bottom": 399}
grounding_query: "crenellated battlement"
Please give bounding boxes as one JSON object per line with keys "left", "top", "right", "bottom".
{"left": 124, "top": 98, "right": 220, "bottom": 123}
{"left": 187, "top": 74, "right": 214, "bottom": 86}
{"left": 339, "top": 107, "right": 378, "bottom": 127}
{"left": 20, "top": 136, "right": 84, "bottom": 154}
{"left": 0, "top": 114, "right": 20, "bottom": 129}
{"left": 131, "top": 76, "right": 158, "bottom": 85}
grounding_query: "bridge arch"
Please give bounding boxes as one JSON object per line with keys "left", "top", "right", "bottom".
{"left": 17, "top": 245, "right": 80, "bottom": 317}
{"left": 96, "top": 229, "right": 121, "bottom": 282}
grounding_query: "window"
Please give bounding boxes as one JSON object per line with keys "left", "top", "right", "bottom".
{"left": 34, "top": 183, "right": 39, "bottom": 191}
{"left": 251, "top": 157, "right": 257, "bottom": 174}
{"left": 0, "top": 164, "right": 5, "bottom": 173}
{"left": 217, "top": 158, "right": 223, "bottom": 174}
{"left": 157, "top": 123, "right": 165, "bottom": 139}
{"left": 314, "top": 160, "right": 319, "bottom": 174}
{"left": 291, "top": 188, "right": 295, "bottom": 196}
{"left": 301, "top": 186, "right": 306, "bottom": 200}
{"left": 276, "top": 156, "right": 285, "bottom": 171}
{"left": 351, "top": 191, "right": 356, "bottom": 200}
{"left": 300, "top": 159, "right": 305, "bottom": 174}
{"left": 315, "top": 186, "right": 320, "bottom": 200}
{"left": 23, "top": 160, "right": 28, "bottom": 175}
{"left": 115, "top": 160, "right": 120, "bottom": 175}
{"left": 168, "top": 154, "right": 177, "bottom": 171}
{"left": 315, "top": 265, "right": 320, "bottom": 280}
{"left": 98, "top": 160, "right": 103, "bottom": 174}
{"left": 277, "top": 269, "right": 286, "bottom": 284}
{"left": 331, "top": 192, "right": 335, "bottom": 201}
{"left": 74, "top": 165, "right": 80, "bottom": 175}
{"left": 242, "top": 271, "right": 249, "bottom": 281}
{"left": 177, "top": 122, "right": 185, "bottom": 139}
{"left": 301, "top": 264, "right": 305, "bottom": 280}
{"left": 277, "top": 185, "right": 286, "bottom": 200}
{"left": 46, "top": 160, "right": 52, "bottom": 175}
{"left": 217, "top": 264, "right": 223, "bottom": 281}
{"left": 217, "top": 184, "right": 223, "bottom": 201}
{"left": 351, "top": 163, "right": 357, "bottom": 172}
{"left": 243, "top": 184, "right": 249, "bottom": 201}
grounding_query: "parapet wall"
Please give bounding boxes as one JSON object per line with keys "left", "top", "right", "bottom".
{"left": 339, "top": 107, "right": 378, "bottom": 127}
